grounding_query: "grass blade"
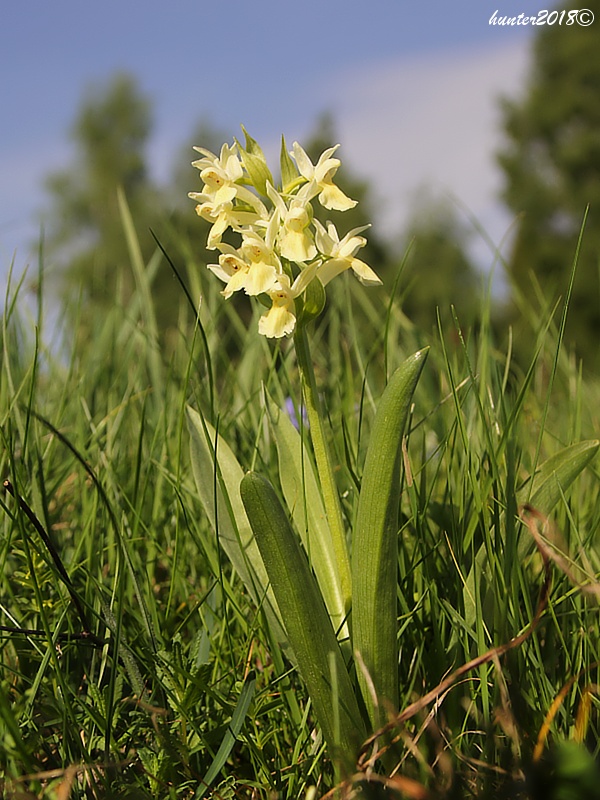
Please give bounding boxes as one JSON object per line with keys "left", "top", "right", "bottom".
{"left": 522, "top": 439, "right": 600, "bottom": 514}
{"left": 195, "top": 671, "right": 256, "bottom": 799}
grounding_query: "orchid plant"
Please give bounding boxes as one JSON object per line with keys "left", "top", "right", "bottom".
{"left": 187, "top": 128, "right": 429, "bottom": 774}
{"left": 185, "top": 129, "right": 600, "bottom": 784}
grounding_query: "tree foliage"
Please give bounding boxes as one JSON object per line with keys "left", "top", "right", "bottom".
{"left": 43, "top": 74, "right": 225, "bottom": 340}
{"left": 399, "top": 193, "right": 480, "bottom": 334}
{"left": 45, "top": 74, "right": 159, "bottom": 305}
{"left": 497, "top": 0, "right": 600, "bottom": 370}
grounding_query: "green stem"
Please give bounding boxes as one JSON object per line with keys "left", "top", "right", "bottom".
{"left": 293, "top": 324, "right": 352, "bottom": 614}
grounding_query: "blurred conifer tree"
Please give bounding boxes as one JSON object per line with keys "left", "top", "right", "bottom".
{"left": 43, "top": 74, "right": 222, "bottom": 341}
{"left": 497, "top": 0, "right": 600, "bottom": 371}
{"left": 399, "top": 193, "right": 480, "bottom": 334}
{"left": 45, "top": 74, "right": 159, "bottom": 308}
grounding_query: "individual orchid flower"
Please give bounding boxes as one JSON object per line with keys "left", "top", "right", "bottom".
{"left": 313, "top": 220, "right": 382, "bottom": 286}
{"left": 267, "top": 182, "right": 317, "bottom": 263}
{"left": 291, "top": 142, "right": 357, "bottom": 212}
{"left": 189, "top": 187, "right": 269, "bottom": 249}
{"left": 258, "top": 276, "right": 297, "bottom": 339}
{"left": 191, "top": 142, "right": 244, "bottom": 207}
{"left": 240, "top": 210, "right": 279, "bottom": 261}
{"left": 189, "top": 142, "right": 269, "bottom": 248}
{"left": 258, "top": 263, "right": 319, "bottom": 338}
{"left": 189, "top": 196, "right": 237, "bottom": 248}
{"left": 208, "top": 242, "right": 279, "bottom": 299}
{"left": 239, "top": 223, "right": 282, "bottom": 284}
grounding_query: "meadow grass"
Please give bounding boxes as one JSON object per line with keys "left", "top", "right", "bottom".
{"left": 1, "top": 230, "right": 600, "bottom": 799}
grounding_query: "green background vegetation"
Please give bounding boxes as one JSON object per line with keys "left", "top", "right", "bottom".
{"left": 2, "top": 3, "right": 600, "bottom": 797}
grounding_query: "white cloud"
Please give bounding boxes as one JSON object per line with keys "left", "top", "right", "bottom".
{"left": 317, "top": 39, "right": 532, "bottom": 276}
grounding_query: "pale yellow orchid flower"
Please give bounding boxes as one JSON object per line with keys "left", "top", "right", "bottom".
{"left": 313, "top": 220, "right": 382, "bottom": 286}
{"left": 208, "top": 243, "right": 279, "bottom": 299}
{"left": 291, "top": 142, "right": 357, "bottom": 211}
{"left": 189, "top": 142, "right": 269, "bottom": 248}
{"left": 266, "top": 182, "right": 317, "bottom": 263}
{"left": 191, "top": 142, "right": 243, "bottom": 207}
{"left": 191, "top": 130, "right": 381, "bottom": 338}
{"left": 258, "top": 264, "right": 319, "bottom": 338}
{"left": 239, "top": 225, "right": 281, "bottom": 283}
{"left": 189, "top": 188, "right": 268, "bottom": 249}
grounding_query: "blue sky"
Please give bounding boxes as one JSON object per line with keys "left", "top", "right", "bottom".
{"left": 1, "top": 0, "right": 545, "bottom": 286}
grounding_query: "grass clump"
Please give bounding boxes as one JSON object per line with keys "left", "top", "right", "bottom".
{"left": 1, "top": 226, "right": 599, "bottom": 799}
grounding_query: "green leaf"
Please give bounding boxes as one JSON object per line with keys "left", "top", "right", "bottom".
{"left": 352, "top": 348, "right": 429, "bottom": 729}
{"left": 241, "top": 125, "right": 266, "bottom": 158}
{"left": 195, "top": 671, "right": 256, "bottom": 799}
{"left": 463, "top": 439, "right": 600, "bottom": 629}
{"left": 237, "top": 126, "right": 274, "bottom": 195}
{"left": 297, "top": 276, "right": 326, "bottom": 325}
{"left": 186, "top": 406, "right": 287, "bottom": 647}
{"left": 241, "top": 471, "right": 365, "bottom": 767}
{"left": 279, "top": 134, "right": 298, "bottom": 190}
{"left": 514, "top": 438, "right": 599, "bottom": 559}
{"left": 266, "top": 393, "right": 348, "bottom": 637}
{"left": 521, "top": 439, "right": 599, "bottom": 514}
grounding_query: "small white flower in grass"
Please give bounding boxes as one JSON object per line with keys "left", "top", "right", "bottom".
{"left": 267, "top": 182, "right": 317, "bottom": 263}
{"left": 258, "top": 263, "right": 319, "bottom": 338}
{"left": 314, "top": 220, "right": 382, "bottom": 286}
{"left": 291, "top": 142, "right": 357, "bottom": 211}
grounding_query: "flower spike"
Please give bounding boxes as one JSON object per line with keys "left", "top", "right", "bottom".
{"left": 190, "top": 127, "right": 381, "bottom": 337}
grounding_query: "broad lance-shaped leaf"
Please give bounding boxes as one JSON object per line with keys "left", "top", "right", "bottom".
{"left": 241, "top": 471, "right": 365, "bottom": 767}
{"left": 266, "top": 393, "right": 348, "bottom": 639}
{"left": 521, "top": 439, "right": 599, "bottom": 513}
{"left": 186, "top": 406, "right": 287, "bottom": 648}
{"left": 516, "top": 438, "right": 599, "bottom": 557}
{"left": 352, "top": 348, "right": 429, "bottom": 729}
